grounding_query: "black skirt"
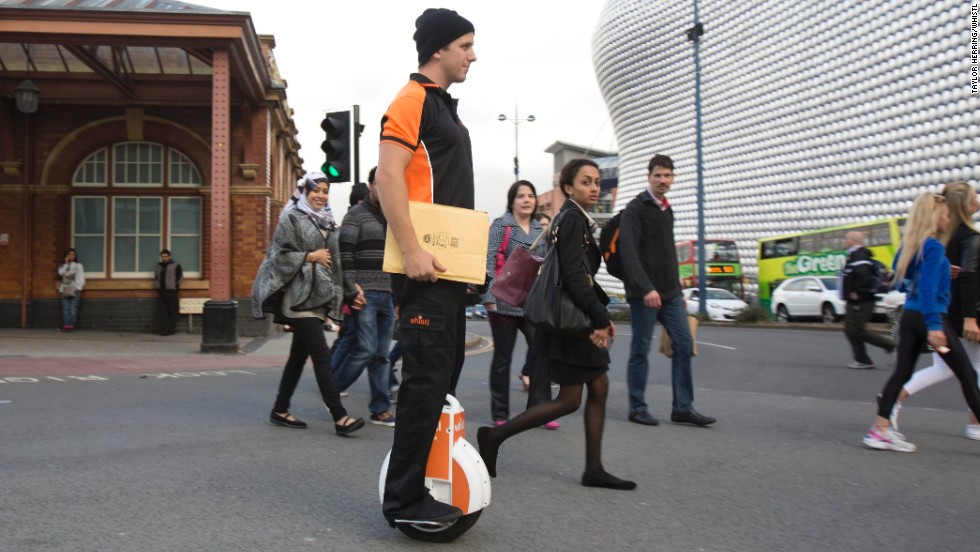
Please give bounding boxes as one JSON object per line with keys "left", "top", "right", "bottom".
{"left": 548, "top": 358, "right": 608, "bottom": 385}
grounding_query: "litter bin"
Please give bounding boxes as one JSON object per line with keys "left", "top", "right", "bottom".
{"left": 201, "top": 300, "right": 239, "bottom": 353}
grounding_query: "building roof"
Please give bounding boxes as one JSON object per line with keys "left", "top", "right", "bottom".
{"left": 0, "top": 0, "right": 232, "bottom": 15}
{"left": 544, "top": 140, "right": 616, "bottom": 158}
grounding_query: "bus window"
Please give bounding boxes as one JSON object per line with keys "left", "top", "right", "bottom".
{"left": 868, "top": 222, "right": 891, "bottom": 247}
{"left": 798, "top": 235, "right": 818, "bottom": 254}
{"left": 676, "top": 243, "right": 691, "bottom": 263}
{"left": 761, "top": 237, "right": 798, "bottom": 259}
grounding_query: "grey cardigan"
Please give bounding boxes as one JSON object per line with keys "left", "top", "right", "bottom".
{"left": 252, "top": 211, "right": 343, "bottom": 322}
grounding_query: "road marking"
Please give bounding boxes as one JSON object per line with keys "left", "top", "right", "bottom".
{"left": 613, "top": 331, "right": 737, "bottom": 351}
{"left": 0, "top": 400, "right": 11, "bottom": 404}
{"left": 697, "top": 340, "right": 737, "bottom": 350}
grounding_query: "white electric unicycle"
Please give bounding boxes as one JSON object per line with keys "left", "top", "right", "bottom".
{"left": 379, "top": 394, "right": 492, "bottom": 542}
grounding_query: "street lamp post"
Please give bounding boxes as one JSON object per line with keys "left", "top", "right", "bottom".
{"left": 688, "top": 1, "right": 707, "bottom": 316}
{"left": 498, "top": 103, "right": 534, "bottom": 180}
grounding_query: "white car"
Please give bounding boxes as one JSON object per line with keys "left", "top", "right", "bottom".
{"left": 682, "top": 288, "right": 748, "bottom": 321}
{"left": 770, "top": 276, "right": 846, "bottom": 323}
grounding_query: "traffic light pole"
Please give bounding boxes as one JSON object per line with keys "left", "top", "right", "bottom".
{"left": 353, "top": 105, "right": 365, "bottom": 184}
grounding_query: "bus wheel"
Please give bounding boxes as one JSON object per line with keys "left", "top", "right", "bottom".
{"left": 776, "top": 305, "right": 790, "bottom": 323}
{"left": 821, "top": 303, "right": 838, "bottom": 324}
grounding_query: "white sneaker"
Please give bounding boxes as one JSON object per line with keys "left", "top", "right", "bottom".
{"left": 863, "top": 425, "right": 917, "bottom": 452}
{"left": 848, "top": 361, "right": 876, "bottom": 369}
{"left": 965, "top": 424, "right": 980, "bottom": 441}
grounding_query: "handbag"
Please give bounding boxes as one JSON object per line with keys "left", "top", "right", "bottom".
{"left": 523, "top": 213, "right": 593, "bottom": 337}
{"left": 61, "top": 283, "right": 77, "bottom": 298}
{"left": 659, "top": 316, "right": 699, "bottom": 357}
{"left": 491, "top": 230, "right": 547, "bottom": 308}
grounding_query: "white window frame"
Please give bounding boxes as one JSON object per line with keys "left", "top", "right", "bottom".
{"left": 167, "top": 197, "right": 202, "bottom": 277}
{"left": 71, "top": 196, "right": 107, "bottom": 277}
{"left": 111, "top": 196, "right": 163, "bottom": 278}
{"left": 72, "top": 147, "right": 109, "bottom": 187}
{"left": 168, "top": 149, "right": 203, "bottom": 187}
{"left": 112, "top": 142, "right": 164, "bottom": 188}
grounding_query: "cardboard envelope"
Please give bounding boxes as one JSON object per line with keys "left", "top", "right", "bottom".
{"left": 383, "top": 201, "right": 490, "bottom": 285}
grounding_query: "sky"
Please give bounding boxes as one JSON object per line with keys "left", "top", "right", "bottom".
{"left": 191, "top": 0, "right": 618, "bottom": 220}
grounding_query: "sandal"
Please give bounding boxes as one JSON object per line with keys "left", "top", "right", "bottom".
{"left": 519, "top": 374, "right": 530, "bottom": 393}
{"left": 335, "top": 415, "right": 365, "bottom": 436}
{"left": 270, "top": 410, "right": 307, "bottom": 429}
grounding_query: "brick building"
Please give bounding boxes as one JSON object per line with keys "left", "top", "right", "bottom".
{"left": 0, "top": 1, "right": 303, "bottom": 335}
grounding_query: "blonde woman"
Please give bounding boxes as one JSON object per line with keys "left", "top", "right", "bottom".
{"left": 888, "top": 183, "right": 980, "bottom": 440}
{"left": 864, "top": 191, "right": 980, "bottom": 452}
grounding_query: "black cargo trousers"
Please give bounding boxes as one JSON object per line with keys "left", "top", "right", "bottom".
{"left": 382, "top": 277, "right": 467, "bottom": 519}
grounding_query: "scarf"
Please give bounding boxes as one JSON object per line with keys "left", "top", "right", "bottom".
{"left": 279, "top": 173, "right": 336, "bottom": 230}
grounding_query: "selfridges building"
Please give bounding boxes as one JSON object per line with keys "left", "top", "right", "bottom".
{"left": 593, "top": 0, "right": 979, "bottom": 291}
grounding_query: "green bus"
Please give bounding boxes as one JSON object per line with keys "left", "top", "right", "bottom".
{"left": 756, "top": 218, "right": 905, "bottom": 310}
{"left": 676, "top": 239, "right": 745, "bottom": 298}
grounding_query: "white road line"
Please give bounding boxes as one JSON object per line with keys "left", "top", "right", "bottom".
{"left": 696, "top": 340, "right": 737, "bottom": 350}
{"left": 613, "top": 331, "right": 737, "bottom": 351}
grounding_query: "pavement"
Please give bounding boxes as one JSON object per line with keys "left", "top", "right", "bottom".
{"left": 0, "top": 328, "right": 486, "bottom": 378}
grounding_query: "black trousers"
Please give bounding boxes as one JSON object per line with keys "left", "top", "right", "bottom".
{"left": 488, "top": 312, "right": 550, "bottom": 421}
{"left": 158, "top": 290, "right": 179, "bottom": 335}
{"left": 273, "top": 317, "right": 348, "bottom": 422}
{"left": 844, "top": 301, "right": 894, "bottom": 364}
{"left": 878, "top": 309, "right": 980, "bottom": 420}
{"left": 383, "top": 279, "right": 467, "bottom": 517}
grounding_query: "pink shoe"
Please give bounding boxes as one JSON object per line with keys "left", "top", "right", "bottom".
{"left": 494, "top": 420, "right": 507, "bottom": 427}
{"left": 543, "top": 420, "right": 560, "bottom": 430}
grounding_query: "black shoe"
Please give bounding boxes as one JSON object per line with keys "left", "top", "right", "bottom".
{"left": 270, "top": 410, "right": 307, "bottom": 429}
{"left": 670, "top": 409, "right": 716, "bottom": 427}
{"left": 582, "top": 469, "right": 637, "bottom": 490}
{"left": 335, "top": 416, "right": 365, "bottom": 436}
{"left": 386, "top": 493, "right": 464, "bottom": 527}
{"left": 628, "top": 411, "right": 660, "bottom": 426}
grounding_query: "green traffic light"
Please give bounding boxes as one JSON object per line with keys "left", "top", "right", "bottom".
{"left": 326, "top": 165, "right": 340, "bottom": 178}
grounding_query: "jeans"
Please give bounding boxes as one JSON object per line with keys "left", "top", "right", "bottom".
{"left": 331, "top": 316, "right": 356, "bottom": 372}
{"left": 61, "top": 295, "right": 79, "bottom": 326}
{"left": 382, "top": 279, "right": 467, "bottom": 518}
{"left": 626, "top": 294, "right": 695, "bottom": 413}
{"left": 332, "top": 291, "right": 395, "bottom": 416}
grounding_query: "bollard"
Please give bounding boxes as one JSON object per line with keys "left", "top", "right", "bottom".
{"left": 201, "top": 300, "right": 239, "bottom": 353}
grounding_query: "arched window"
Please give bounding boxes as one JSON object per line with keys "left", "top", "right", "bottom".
{"left": 71, "top": 142, "right": 202, "bottom": 278}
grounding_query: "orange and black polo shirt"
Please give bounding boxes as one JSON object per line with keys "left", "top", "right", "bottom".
{"left": 379, "top": 73, "right": 474, "bottom": 209}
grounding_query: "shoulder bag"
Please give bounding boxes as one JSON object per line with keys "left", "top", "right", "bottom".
{"left": 523, "top": 212, "right": 592, "bottom": 337}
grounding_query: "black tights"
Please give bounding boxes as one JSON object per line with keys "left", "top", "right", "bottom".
{"left": 878, "top": 310, "right": 980, "bottom": 421}
{"left": 489, "top": 372, "right": 610, "bottom": 473}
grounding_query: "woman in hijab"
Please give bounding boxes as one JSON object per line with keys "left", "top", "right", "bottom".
{"left": 252, "top": 172, "right": 365, "bottom": 435}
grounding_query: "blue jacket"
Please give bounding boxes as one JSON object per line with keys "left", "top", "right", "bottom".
{"left": 896, "top": 237, "right": 950, "bottom": 331}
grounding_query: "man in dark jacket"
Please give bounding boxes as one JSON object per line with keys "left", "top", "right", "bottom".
{"left": 154, "top": 249, "right": 182, "bottom": 336}
{"left": 619, "top": 154, "right": 715, "bottom": 427}
{"left": 842, "top": 231, "right": 895, "bottom": 369}
{"left": 333, "top": 167, "right": 396, "bottom": 426}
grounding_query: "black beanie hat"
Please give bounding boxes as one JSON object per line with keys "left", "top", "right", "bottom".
{"left": 349, "top": 182, "right": 369, "bottom": 207}
{"left": 414, "top": 8, "right": 475, "bottom": 66}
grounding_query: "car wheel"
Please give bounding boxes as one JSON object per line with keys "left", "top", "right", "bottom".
{"left": 776, "top": 305, "right": 790, "bottom": 323}
{"left": 821, "top": 303, "right": 838, "bottom": 324}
